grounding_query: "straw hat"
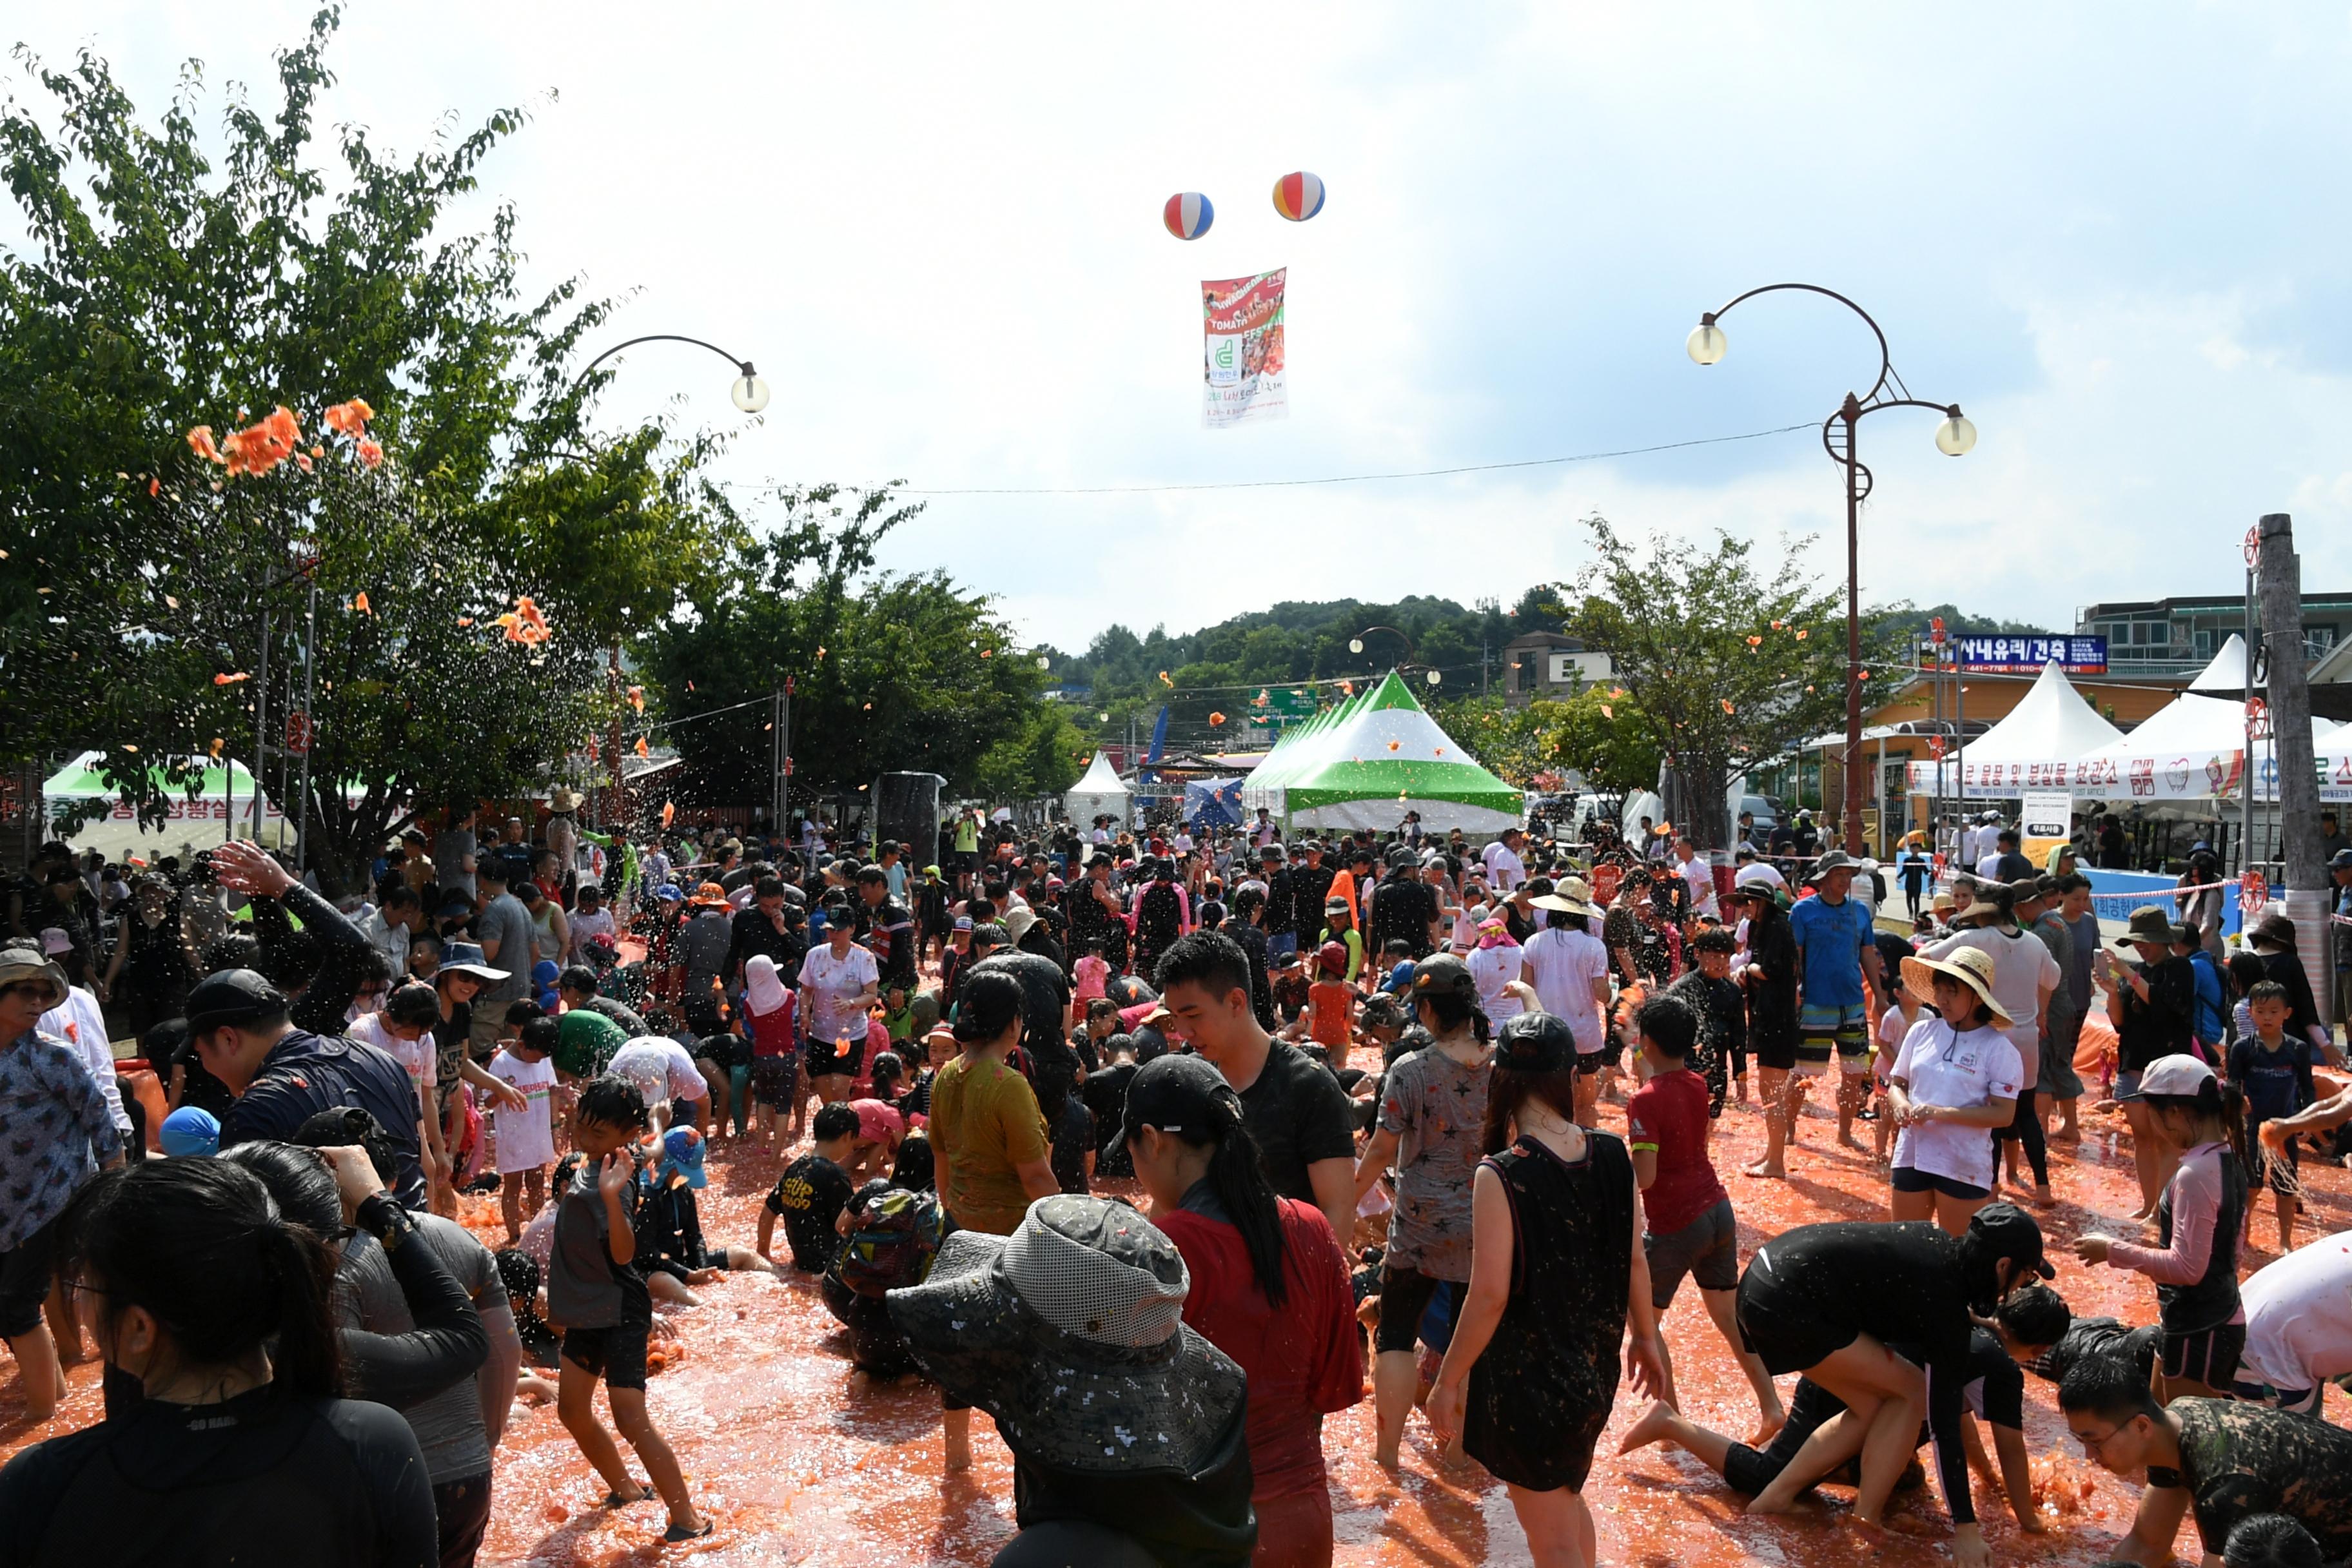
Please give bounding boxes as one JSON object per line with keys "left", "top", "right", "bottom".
{"left": 549, "top": 787, "right": 583, "bottom": 813}
{"left": 1899, "top": 944, "right": 2014, "bottom": 1026}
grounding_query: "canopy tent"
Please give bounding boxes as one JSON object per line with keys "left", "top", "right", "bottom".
{"left": 2072, "top": 692, "right": 2253, "bottom": 801}
{"left": 1903, "top": 660, "right": 2124, "bottom": 794}
{"left": 2188, "top": 633, "right": 2259, "bottom": 695}
{"left": 43, "top": 752, "right": 295, "bottom": 859}
{"left": 1244, "top": 671, "right": 1522, "bottom": 832}
{"left": 1182, "top": 778, "right": 1244, "bottom": 829}
{"left": 1064, "top": 751, "right": 1132, "bottom": 828}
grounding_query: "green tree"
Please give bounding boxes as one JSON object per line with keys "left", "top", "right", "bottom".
{"left": 1562, "top": 516, "right": 1869, "bottom": 850}
{"left": 0, "top": 9, "right": 738, "bottom": 870}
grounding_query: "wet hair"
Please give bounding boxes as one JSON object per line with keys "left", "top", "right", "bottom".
{"left": 890, "top": 1133, "right": 936, "bottom": 1191}
{"left": 755, "top": 874, "right": 787, "bottom": 901}
{"left": 1085, "top": 997, "right": 1121, "bottom": 1023}
{"left": 868, "top": 1052, "right": 905, "bottom": 1097}
{"left": 1992, "top": 1282, "right": 2072, "bottom": 1350}
{"left": 1690, "top": 926, "right": 1738, "bottom": 956}
{"left": 953, "top": 969, "right": 1026, "bottom": 1047}
{"left": 2057, "top": 1351, "right": 2164, "bottom": 1424}
{"left": 813, "top": 1102, "right": 861, "bottom": 1143}
{"left": 574, "top": 1074, "right": 648, "bottom": 1132}
{"left": 1230, "top": 886, "right": 1264, "bottom": 921}
{"left": 1482, "top": 1064, "right": 1580, "bottom": 1155}
{"left": 56, "top": 1159, "right": 342, "bottom": 1398}
{"left": 217, "top": 1140, "right": 344, "bottom": 1235}
{"left": 2145, "top": 1074, "right": 2251, "bottom": 1175}
{"left": 504, "top": 999, "right": 545, "bottom": 1030}
{"left": 142, "top": 1018, "right": 190, "bottom": 1072}
{"left": 378, "top": 884, "right": 421, "bottom": 912}
{"left": 1636, "top": 993, "right": 1697, "bottom": 1057}
{"left": 260, "top": 930, "right": 321, "bottom": 991}
{"left": 1153, "top": 930, "right": 1254, "bottom": 1006}
{"left": 558, "top": 965, "right": 600, "bottom": 995}
{"left": 2222, "top": 1514, "right": 2326, "bottom": 1568}
{"left": 517, "top": 1017, "right": 559, "bottom": 1056}
{"left": 496, "top": 1248, "right": 539, "bottom": 1308}
{"left": 2244, "top": 979, "right": 2290, "bottom": 1010}
{"left": 383, "top": 981, "right": 440, "bottom": 1030}
{"left": 1413, "top": 986, "right": 1491, "bottom": 1045}
{"left": 856, "top": 865, "right": 888, "bottom": 888}
{"left": 968, "top": 921, "right": 1008, "bottom": 951}
{"left": 1148, "top": 1081, "right": 1289, "bottom": 1306}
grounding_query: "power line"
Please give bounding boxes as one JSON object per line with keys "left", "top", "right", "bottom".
{"left": 897, "top": 422, "right": 1816, "bottom": 496}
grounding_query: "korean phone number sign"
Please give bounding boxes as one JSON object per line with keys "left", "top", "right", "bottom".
{"left": 1956, "top": 634, "right": 2106, "bottom": 674}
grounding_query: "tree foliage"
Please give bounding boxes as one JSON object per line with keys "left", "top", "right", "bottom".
{"left": 1559, "top": 517, "right": 1875, "bottom": 848}
{"left": 0, "top": 8, "right": 743, "bottom": 872}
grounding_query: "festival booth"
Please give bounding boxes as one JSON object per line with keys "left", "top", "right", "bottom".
{"left": 1064, "top": 751, "right": 1132, "bottom": 829}
{"left": 1244, "top": 671, "right": 1522, "bottom": 832}
{"left": 43, "top": 752, "right": 297, "bottom": 860}
{"left": 1902, "top": 659, "right": 2124, "bottom": 798}
{"left": 1182, "top": 777, "right": 1244, "bottom": 829}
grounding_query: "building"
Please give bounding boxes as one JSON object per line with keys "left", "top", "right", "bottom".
{"left": 2075, "top": 592, "right": 2352, "bottom": 678}
{"left": 1500, "top": 631, "right": 1614, "bottom": 707}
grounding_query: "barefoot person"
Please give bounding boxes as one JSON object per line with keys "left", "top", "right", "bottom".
{"left": 1426, "top": 1011, "right": 1672, "bottom": 1568}
{"left": 1725, "top": 1204, "right": 2053, "bottom": 1568}
{"left": 1886, "top": 946, "right": 2023, "bottom": 1236}
{"left": 1787, "top": 852, "right": 1886, "bottom": 1155}
{"left": 1729, "top": 884, "right": 1801, "bottom": 1179}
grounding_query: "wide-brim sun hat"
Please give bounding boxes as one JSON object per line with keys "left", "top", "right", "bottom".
{"left": 1528, "top": 891, "right": 1595, "bottom": 916}
{"left": 1806, "top": 850, "right": 1859, "bottom": 885}
{"left": 2108, "top": 905, "right": 2175, "bottom": 952}
{"left": 0, "top": 946, "right": 68, "bottom": 1010}
{"left": 435, "top": 941, "right": 509, "bottom": 983}
{"left": 689, "top": 881, "right": 732, "bottom": 910}
{"left": 1900, "top": 944, "right": 2015, "bottom": 1026}
{"left": 885, "top": 1195, "right": 1244, "bottom": 1476}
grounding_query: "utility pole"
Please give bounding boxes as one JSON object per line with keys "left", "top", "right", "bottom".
{"left": 297, "top": 576, "right": 317, "bottom": 872}
{"left": 249, "top": 611, "right": 270, "bottom": 844}
{"left": 2257, "top": 514, "right": 2329, "bottom": 1022}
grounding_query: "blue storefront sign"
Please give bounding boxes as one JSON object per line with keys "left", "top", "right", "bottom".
{"left": 1955, "top": 634, "right": 2106, "bottom": 674}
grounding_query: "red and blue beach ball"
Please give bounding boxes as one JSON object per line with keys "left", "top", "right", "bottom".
{"left": 1271, "top": 170, "right": 1326, "bottom": 221}
{"left": 1163, "top": 191, "right": 1213, "bottom": 240}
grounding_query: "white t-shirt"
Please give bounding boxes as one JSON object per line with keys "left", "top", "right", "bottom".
{"left": 1874, "top": 1004, "right": 1916, "bottom": 1083}
{"left": 1918, "top": 926, "right": 2061, "bottom": 1087}
{"left": 1520, "top": 927, "right": 1610, "bottom": 1052}
{"left": 566, "top": 906, "right": 616, "bottom": 961}
{"left": 1676, "top": 854, "right": 1718, "bottom": 919}
{"left": 2239, "top": 1230, "right": 2352, "bottom": 1394}
{"left": 799, "top": 942, "right": 881, "bottom": 1045}
{"left": 608, "top": 1036, "right": 709, "bottom": 1107}
{"left": 347, "top": 1012, "right": 435, "bottom": 1106}
{"left": 1480, "top": 841, "right": 1525, "bottom": 893}
{"left": 41, "top": 985, "right": 130, "bottom": 1137}
{"left": 1734, "top": 861, "right": 1788, "bottom": 892}
{"left": 487, "top": 1050, "right": 558, "bottom": 1173}
{"left": 1889, "top": 1017, "right": 2023, "bottom": 1190}
{"left": 1467, "top": 942, "right": 1525, "bottom": 1021}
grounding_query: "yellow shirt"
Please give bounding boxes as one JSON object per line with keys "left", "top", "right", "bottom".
{"left": 928, "top": 1054, "right": 1048, "bottom": 1236}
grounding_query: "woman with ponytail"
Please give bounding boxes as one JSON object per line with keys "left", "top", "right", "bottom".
{"left": 0, "top": 1159, "right": 438, "bottom": 1566}
{"left": 1349, "top": 954, "right": 1493, "bottom": 1469}
{"left": 2077, "top": 1053, "right": 2251, "bottom": 1400}
{"left": 1125, "top": 1053, "right": 1363, "bottom": 1568}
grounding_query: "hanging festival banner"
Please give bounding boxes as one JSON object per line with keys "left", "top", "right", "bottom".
{"left": 1202, "top": 268, "right": 1288, "bottom": 428}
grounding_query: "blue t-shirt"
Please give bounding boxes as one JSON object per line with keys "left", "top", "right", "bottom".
{"left": 2227, "top": 1034, "right": 2313, "bottom": 1124}
{"left": 1788, "top": 893, "right": 1874, "bottom": 1009}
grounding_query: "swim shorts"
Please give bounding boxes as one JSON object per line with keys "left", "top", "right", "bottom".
{"left": 1794, "top": 1001, "right": 1870, "bottom": 1077}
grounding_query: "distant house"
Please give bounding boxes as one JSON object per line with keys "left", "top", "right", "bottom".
{"left": 1501, "top": 631, "right": 1613, "bottom": 707}
{"left": 2077, "top": 592, "right": 2352, "bottom": 678}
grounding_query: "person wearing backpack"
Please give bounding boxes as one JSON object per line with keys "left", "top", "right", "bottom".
{"left": 820, "top": 1178, "right": 948, "bottom": 1389}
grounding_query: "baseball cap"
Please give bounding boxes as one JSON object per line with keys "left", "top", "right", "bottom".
{"left": 2120, "top": 1054, "right": 2215, "bottom": 1101}
{"left": 1493, "top": 1010, "right": 1576, "bottom": 1073}
{"left": 184, "top": 969, "right": 288, "bottom": 1035}
{"left": 661, "top": 1126, "right": 708, "bottom": 1190}
{"left": 2334, "top": 848, "right": 2352, "bottom": 871}
{"left": 1966, "top": 1201, "right": 2057, "bottom": 1280}
{"left": 1409, "top": 953, "right": 1478, "bottom": 1000}
{"left": 1118, "top": 1053, "right": 1242, "bottom": 1155}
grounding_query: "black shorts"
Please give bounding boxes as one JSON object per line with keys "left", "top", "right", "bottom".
{"left": 1750, "top": 1024, "right": 1799, "bottom": 1074}
{"left": 806, "top": 1034, "right": 867, "bottom": 1080}
{"left": 562, "top": 1280, "right": 652, "bottom": 1391}
{"left": 1891, "top": 1165, "right": 1990, "bottom": 1201}
{"left": 1645, "top": 1197, "right": 1740, "bottom": 1308}
{"left": 0, "top": 1216, "right": 59, "bottom": 1339}
{"left": 2249, "top": 1129, "right": 2300, "bottom": 1195}
{"left": 2161, "top": 1322, "right": 2244, "bottom": 1389}
{"left": 1735, "top": 1268, "right": 1856, "bottom": 1377}
{"left": 750, "top": 1055, "right": 796, "bottom": 1108}
{"left": 1375, "top": 1260, "right": 1459, "bottom": 1356}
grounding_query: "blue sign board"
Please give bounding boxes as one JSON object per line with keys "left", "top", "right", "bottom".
{"left": 1954, "top": 634, "right": 2106, "bottom": 674}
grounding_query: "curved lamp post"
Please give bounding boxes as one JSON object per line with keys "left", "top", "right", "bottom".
{"left": 1687, "top": 284, "right": 1974, "bottom": 854}
{"left": 578, "top": 333, "right": 770, "bottom": 413}
{"left": 1350, "top": 626, "right": 1444, "bottom": 689}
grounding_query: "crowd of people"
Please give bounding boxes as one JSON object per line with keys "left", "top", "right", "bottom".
{"left": 3, "top": 793, "right": 2352, "bottom": 1567}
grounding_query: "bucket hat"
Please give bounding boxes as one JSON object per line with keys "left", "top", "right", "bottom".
{"left": 0, "top": 945, "right": 68, "bottom": 1010}
{"left": 1806, "top": 850, "right": 1860, "bottom": 885}
{"left": 2108, "top": 905, "right": 2175, "bottom": 952}
{"left": 885, "top": 1195, "right": 1246, "bottom": 1476}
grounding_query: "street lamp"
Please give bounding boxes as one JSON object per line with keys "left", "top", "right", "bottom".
{"left": 1350, "top": 625, "right": 1442, "bottom": 690}
{"left": 579, "top": 333, "right": 769, "bottom": 415}
{"left": 1687, "top": 284, "right": 1974, "bottom": 855}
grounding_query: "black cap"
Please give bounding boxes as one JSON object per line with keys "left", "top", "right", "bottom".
{"left": 1968, "top": 1201, "right": 2056, "bottom": 1280}
{"left": 1408, "top": 953, "right": 1478, "bottom": 1001}
{"left": 1117, "top": 1053, "right": 1241, "bottom": 1153}
{"left": 184, "top": 968, "right": 288, "bottom": 1035}
{"left": 291, "top": 1105, "right": 400, "bottom": 1186}
{"left": 1494, "top": 1010, "right": 1576, "bottom": 1073}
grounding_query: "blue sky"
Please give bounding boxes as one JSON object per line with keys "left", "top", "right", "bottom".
{"left": 19, "top": 4, "right": 2352, "bottom": 648}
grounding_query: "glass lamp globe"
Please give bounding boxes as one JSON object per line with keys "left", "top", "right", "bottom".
{"left": 1426, "top": 669, "right": 1442, "bottom": 687}
{"left": 730, "top": 373, "right": 772, "bottom": 414}
{"left": 1035, "top": 655, "right": 1050, "bottom": 671}
{"left": 1686, "top": 321, "right": 1727, "bottom": 366}
{"left": 1348, "top": 638, "right": 1364, "bottom": 654}
{"left": 1934, "top": 413, "right": 1977, "bottom": 456}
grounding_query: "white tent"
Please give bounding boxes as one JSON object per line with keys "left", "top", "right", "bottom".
{"left": 1904, "top": 660, "right": 2124, "bottom": 794}
{"left": 2188, "top": 633, "right": 2259, "bottom": 694}
{"left": 1064, "top": 752, "right": 1131, "bottom": 828}
{"left": 2073, "top": 692, "right": 2253, "bottom": 801}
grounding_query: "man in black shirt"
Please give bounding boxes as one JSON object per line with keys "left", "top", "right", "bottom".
{"left": 1257, "top": 845, "right": 1297, "bottom": 961}
{"left": 725, "top": 876, "right": 805, "bottom": 991}
{"left": 1366, "top": 856, "right": 1438, "bottom": 959}
{"left": 854, "top": 865, "right": 917, "bottom": 990}
{"left": 1153, "top": 930, "right": 1355, "bottom": 1244}
{"left": 1288, "top": 843, "right": 1337, "bottom": 948}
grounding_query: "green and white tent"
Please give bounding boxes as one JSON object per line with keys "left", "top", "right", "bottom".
{"left": 43, "top": 751, "right": 291, "bottom": 858}
{"left": 1240, "top": 672, "right": 1522, "bottom": 832}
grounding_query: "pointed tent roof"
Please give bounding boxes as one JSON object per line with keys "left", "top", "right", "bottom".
{"left": 1064, "top": 750, "right": 1130, "bottom": 825}
{"left": 1272, "top": 671, "right": 1523, "bottom": 832}
{"left": 1904, "top": 660, "right": 2124, "bottom": 792}
{"left": 2073, "top": 691, "right": 2252, "bottom": 800}
{"left": 2188, "top": 633, "right": 2259, "bottom": 694}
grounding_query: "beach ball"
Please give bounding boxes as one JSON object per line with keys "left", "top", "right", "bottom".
{"left": 1271, "top": 171, "right": 1326, "bottom": 221}
{"left": 1163, "top": 191, "right": 1213, "bottom": 240}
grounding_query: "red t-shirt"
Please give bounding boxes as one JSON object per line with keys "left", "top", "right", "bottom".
{"left": 1155, "top": 1195, "right": 1364, "bottom": 1500}
{"left": 1625, "top": 1068, "right": 1727, "bottom": 1233}
{"left": 746, "top": 995, "right": 796, "bottom": 1058}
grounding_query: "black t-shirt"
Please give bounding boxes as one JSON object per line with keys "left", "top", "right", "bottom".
{"left": 766, "top": 1154, "right": 856, "bottom": 1273}
{"left": 1368, "top": 875, "right": 1438, "bottom": 959}
{"left": 1082, "top": 1060, "right": 1139, "bottom": 1172}
{"left": 726, "top": 907, "right": 805, "bottom": 988}
{"left": 2117, "top": 955, "right": 2197, "bottom": 1072}
{"left": 220, "top": 1030, "right": 429, "bottom": 1210}
{"left": 1052, "top": 1095, "right": 1095, "bottom": 1194}
{"left": 1234, "top": 1041, "right": 1357, "bottom": 1206}
{"left": 0, "top": 1387, "right": 437, "bottom": 1568}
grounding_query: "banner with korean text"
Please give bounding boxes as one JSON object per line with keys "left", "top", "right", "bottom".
{"left": 1202, "top": 269, "right": 1287, "bottom": 428}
